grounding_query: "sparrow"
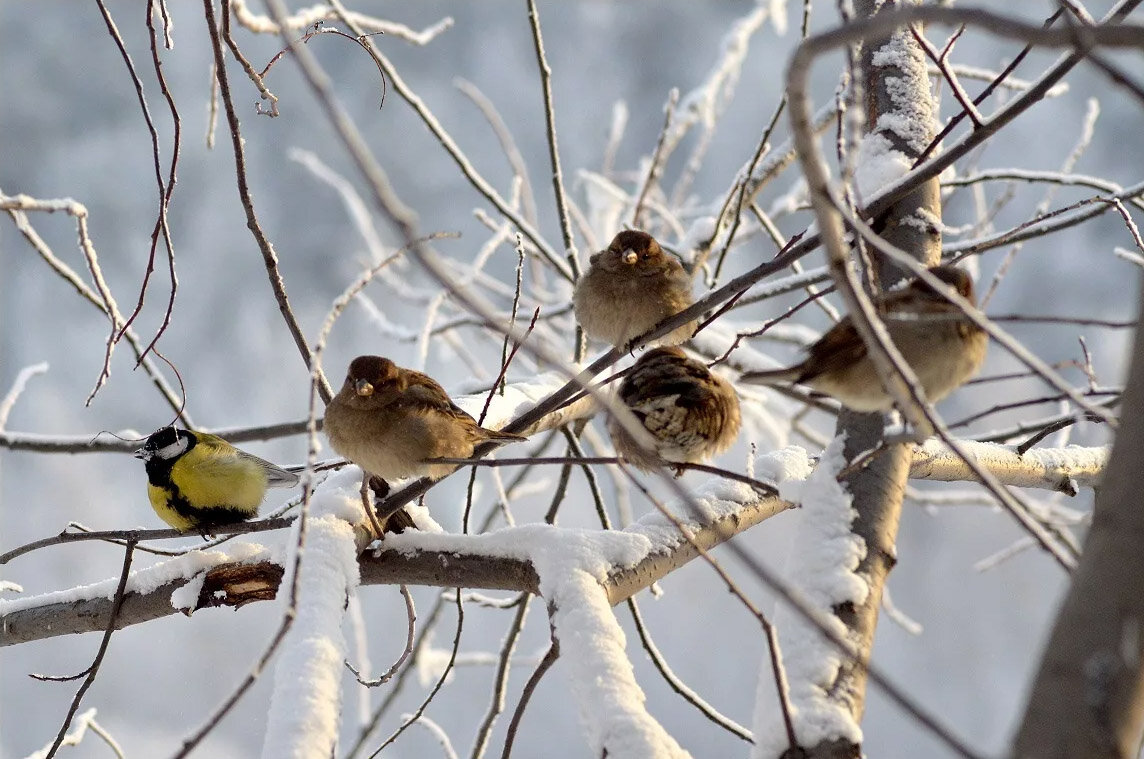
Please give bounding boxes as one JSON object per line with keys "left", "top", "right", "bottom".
{"left": 135, "top": 427, "right": 299, "bottom": 533}
{"left": 323, "top": 355, "right": 526, "bottom": 485}
{"left": 608, "top": 346, "right": 741, "bottom": 474}
{"left": 573, "top": 230, "right": 695, "bottom": 348}
{"left": 741, "top": 265, "right": 987, "bottom": 412}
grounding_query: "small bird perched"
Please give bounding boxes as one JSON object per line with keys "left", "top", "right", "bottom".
{"left": 135, "top": 427, "right": 300, "bottom": 533}
{"left": 609, "top": 346, "right": 741, "bottom": 474}
{"left": 573, "top": 230, "right": 695, "bottom": 349}
{"left": 324, "top": 355, "right": 525, "bottom": 485}
{"left": 741, "top": 265, "right": 987, "bottom": 412}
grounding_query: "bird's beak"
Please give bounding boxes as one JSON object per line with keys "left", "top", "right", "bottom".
{"left": 133, "top": 448, "right": 148, "bottom": 461}
{"left": 622, "top": 249, "right": 638, "bottom": 265}
{"left": 355, "top": 379, "right": 375, "bottom": 397}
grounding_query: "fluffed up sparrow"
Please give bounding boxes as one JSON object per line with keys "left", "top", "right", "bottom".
{"left": 741, "top": 265, "right": 987, "bottom": 412}
{"left": 608, "top": 346, "right": 741, "bottom": 474}
{"left": 324, "top": 355, "right": 525, "bottom": 485}
{"left": 573, "top": 230, "right": 695, "bottom": 348}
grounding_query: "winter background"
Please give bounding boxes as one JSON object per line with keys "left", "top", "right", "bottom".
{"left": 1, "top": 1, "right": 1140, "bottom": 757}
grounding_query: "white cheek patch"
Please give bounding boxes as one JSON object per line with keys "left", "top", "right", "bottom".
{"left": 156, "top": 436, "right": 189, "bottom": 460}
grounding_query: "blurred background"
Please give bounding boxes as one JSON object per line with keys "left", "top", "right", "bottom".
{"left": 2, "top": 1, "right": 1140, "bottom": 757}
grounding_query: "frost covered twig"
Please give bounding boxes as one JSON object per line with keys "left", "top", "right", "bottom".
{"left": 203, "top": 0, "right": 332, "bottom": 403}
{"left": 229, "top": 0, "right": 454, "bottom": 45}
{"left": 326, "top": 0, "right": 572, "bottom": 282}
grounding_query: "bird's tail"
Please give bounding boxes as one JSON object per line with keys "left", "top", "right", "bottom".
{"left": 739, "top": 367, "right": 803, "bottom": 385}
{"left": 481, "top": 428, "right": 527, "bottom": 443}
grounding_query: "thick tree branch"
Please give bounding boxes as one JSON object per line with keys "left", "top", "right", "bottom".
{"left": 1013, "top": 287, "right": 1144, "bottom": 758}
{"left": 1, "top": 488, "right": 789, "bottom": 647}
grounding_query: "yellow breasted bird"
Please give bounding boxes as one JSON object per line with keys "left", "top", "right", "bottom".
{"left": 135, "top": 427, "right": 300, "bottom": 532}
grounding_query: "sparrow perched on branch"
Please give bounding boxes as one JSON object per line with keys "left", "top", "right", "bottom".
{"left": 135, "top": 427, "right": 299, "bottom": 533}
{"left": 741, "top": 265, "right": 987, "bottom": 412}
{"left": 573, "top": 230, "right": 695, "bottom": 349}
{"left": 608, "top": 346, "right": 741, "bottom": 474}
{"left": 324, "top": 355, "right": 525, "bottom": 485}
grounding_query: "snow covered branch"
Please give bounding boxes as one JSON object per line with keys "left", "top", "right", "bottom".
{"left": 909, "top": 440, "right": 1107, "bottom": 495}
{"left": 1, "top": 470, "right": 788, "bottom": 648}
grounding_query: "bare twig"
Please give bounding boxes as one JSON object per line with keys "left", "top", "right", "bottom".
{"left": 37, "top": 539, "right": 136, "bottom": 759}
{"left": 470, "top": 595, "right": 532, "bottom": 759}
{"left": 207, "top": 0, "right": 333, "bottom": 402}
{"left": 499, "top": 636, "right": 559, "bottom": 759}
{"left": 525, "top": 0, "right": 579, "bottom": 285}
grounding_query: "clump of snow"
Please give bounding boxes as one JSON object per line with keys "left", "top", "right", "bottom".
{"left": 753, "top": 446, "right": 814, "bottom": 486}
{"left": 260, "top": 494, "right": 363, "bottom": 759}
{"left": 854, "top": 132, "right": 911, "bottom": 202}
{"left": 751, "top": 436, "right": 867, "bottom": 758}
{"left": 369, "top": 467, "right": 781, "bottom": 757}
{"left": 169, "top": 574, "right": 206, "bottom": 612}
{"left": 768, "top": 0, "right": 788, "bottom": 35}
{"left": 384, "top": 524, "right": 652, "bottom": 580}
{"left": 25, "top": 707, "right": 110, "bottom": 759}
{"left": 869, "top": 30, "right": 934, "bottom": 154}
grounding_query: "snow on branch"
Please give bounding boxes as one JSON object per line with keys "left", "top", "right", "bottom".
{"left": 260, "top": 487, "right": 364, "bottom": 759}
{"left": 0, "top": 456, "right": 796, "bottom": 647}
{"left": 751, "top": 438, "right": 865, "bottom": 757}
{"left": 909, "top": 439, "right": 1107, "bottom": 495}
{"left": 0, "top": 442, "right": 1110, "bottom": 647}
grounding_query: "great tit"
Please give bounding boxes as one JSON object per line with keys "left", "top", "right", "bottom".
{"left": 135, "top": 427, "right": 300, "bottom": 532}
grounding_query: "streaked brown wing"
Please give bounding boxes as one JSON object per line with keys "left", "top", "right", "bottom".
{"left": 401, "top": 376, "right": 480, "bottom": 425}
{"left": 801, "top": 319, "right": 867, "bottom": 382}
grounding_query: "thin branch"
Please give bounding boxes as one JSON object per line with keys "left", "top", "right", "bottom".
{"left": 525, "top": 0, "right": 579, "bottom": 284}
{"left": 38, "top": 539, "right": 136, "bottom": 759}
{"left": 499, "top": 637, "right": 559, "bottom": 759}
{"left": 632, "top": 89, "right": 679, "bottom": 231}
{"left": 470, "top": 595, "right": 532, "bottom": 759}
{"left": 325, "top": 0, "right": 573, "bottom": 282}
{"left": 208, "top": 0, "right": 333, "bottom": 403}
{"left": 370, "top": 593, "right": 464, "bottom": 757}
{"left": 626, "top": 596, "right": 753, "bottom": 742}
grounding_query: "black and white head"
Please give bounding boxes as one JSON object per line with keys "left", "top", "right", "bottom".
{"left": 134, "top": 427, "right": 197, "bottom": 464}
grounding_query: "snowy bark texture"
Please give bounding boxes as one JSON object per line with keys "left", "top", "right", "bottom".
{"left": 759, "top": 1, "right": 944, "bottom": 756}
{"left": 1013, "top": 284, "right": 1144, "bottom": 757}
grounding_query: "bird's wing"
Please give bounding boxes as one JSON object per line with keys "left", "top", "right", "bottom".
{"left": 401, "top": 376, "right": 479, "bottom": 423}
{"left": 193, "top": 436, "right": 300, "bottom": 488}
{"left": 800, "top": 318, "right": 867, "bottom": 382}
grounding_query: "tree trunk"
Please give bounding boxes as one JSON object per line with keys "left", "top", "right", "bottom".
{"left": 1013, "top": 282, "right": 1144, "bottom": 758}
{"left": 808, "top": 1, "right": 943, "bottom": 754}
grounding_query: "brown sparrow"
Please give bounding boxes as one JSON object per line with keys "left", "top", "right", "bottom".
{"left": 608, "top": 346, "right": 741, "bottom": 473}
{"left": 324, "top": 355, "right": 525, "bottom": 484}
{"left": 741, "top": 265, "right": 987, "bottom": 412}
{"left": 573, "top": 230, "right": 695, "bottom": 348}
